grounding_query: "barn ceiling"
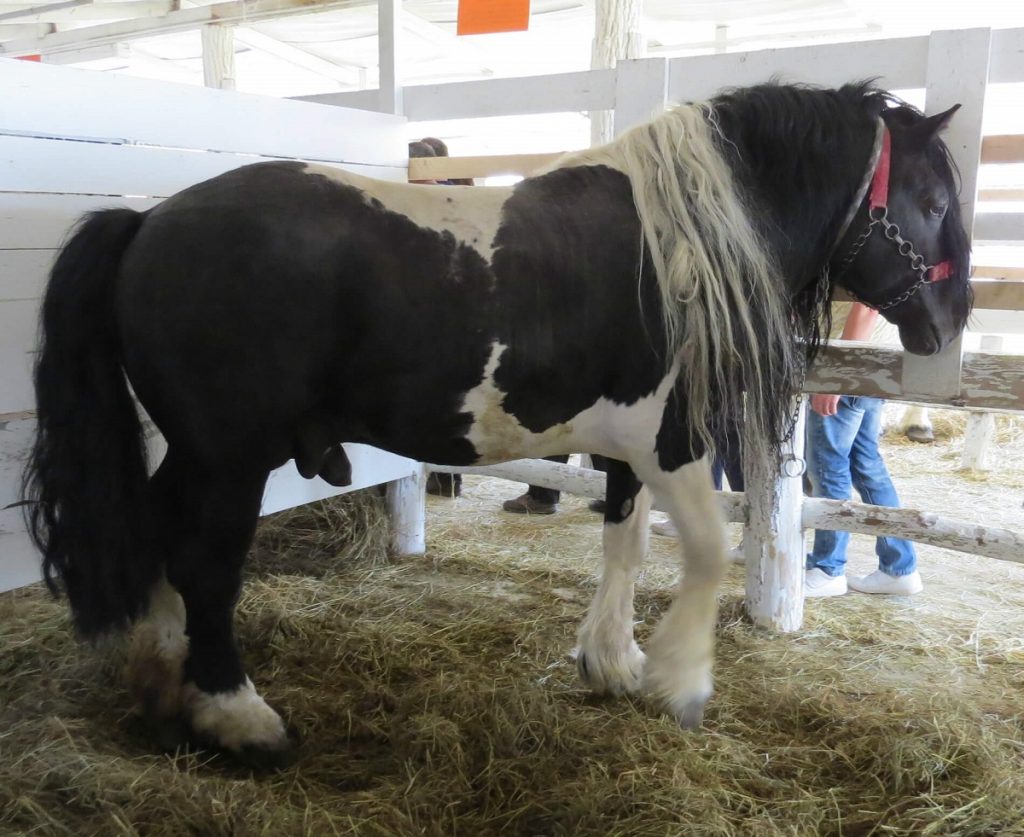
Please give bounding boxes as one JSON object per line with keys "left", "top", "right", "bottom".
{"left": 1, "top": 0, "right": 1023, "bottom": 98}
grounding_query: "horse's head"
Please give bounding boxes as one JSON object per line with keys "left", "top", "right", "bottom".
{"left": 834, "top": 101, "right": 973, "bottom": 355}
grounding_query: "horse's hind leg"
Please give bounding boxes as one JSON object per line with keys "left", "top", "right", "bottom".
{"left": 577, "top": 459, "right": 651, "bottom": 696}
{"left": 128, "top": 450, "right": 290, "bottom": 764}
{"left": 632, "top": 456, "right": 726, "bottom": 728}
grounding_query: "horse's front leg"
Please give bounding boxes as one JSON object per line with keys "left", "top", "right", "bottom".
{"left": 577, "top": 458, "right": 651, "bottom": 696}
{"left": 633, "top": 455, "right": 726, "bottom": 728}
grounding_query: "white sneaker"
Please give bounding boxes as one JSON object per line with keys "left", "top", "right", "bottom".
{"left": 848, "top": 569, "right": 923, "bottom": 596}
{"left": 804, "top": 568, "right": 847, "bottom": 598}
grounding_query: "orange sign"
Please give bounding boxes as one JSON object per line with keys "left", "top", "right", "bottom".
{"left": 16, "top": 54, "right": 42, "bottom": 61}
{"left": 457, "top": 0, "right": 530, "bottom": 36}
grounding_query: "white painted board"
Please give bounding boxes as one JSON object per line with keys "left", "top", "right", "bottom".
{"left": 1, "top": 59, "right": 407, "bottom": 167}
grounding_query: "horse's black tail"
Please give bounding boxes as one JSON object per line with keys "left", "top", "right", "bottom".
{"left": 23, "top": 208, "right": 157, "bottom": 637}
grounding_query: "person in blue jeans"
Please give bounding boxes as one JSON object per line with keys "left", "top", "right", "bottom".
{"left": 804, "top": 303, "right": 923, "bottom": 598}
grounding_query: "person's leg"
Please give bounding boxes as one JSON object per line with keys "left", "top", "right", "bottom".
{"left": 849, "top": 398, "right": 919, "bottom": 584}
{"left": 805, "top": 398, "right": 864, "bottom": 578}
{"left": 502, "top": 455, "right": 566, "bottom": 514}
{"left": 425, "top": 471, "right": 460, "bottom": 497}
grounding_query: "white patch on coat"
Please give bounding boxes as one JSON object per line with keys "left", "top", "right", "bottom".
{"left": 182, "top": 677, "right": 289, "bottom": 753}
{"left": 460, "top": 342, "right": 680, "bottom": 463}
{"left": 303, "top": 163, "right": 510, "bottom": 264}
{"left": 125, "top": 576, "right": 188, "bottom": 718}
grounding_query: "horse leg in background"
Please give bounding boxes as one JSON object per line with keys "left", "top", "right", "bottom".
{"left": 633, "top": 456, "right": 726, "bottom": 728}
{"left": 127, "top": 449, "right": 290, "bottom": 765}
{"left": 898, "top": 405, "right": 934, "bottom": 443}
{"left": 576, "top": 459, "right": 651, "bottom": 695}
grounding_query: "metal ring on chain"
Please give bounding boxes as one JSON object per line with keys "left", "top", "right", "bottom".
{"left": 781, "top": 454, "right": 807, "bottom": 478}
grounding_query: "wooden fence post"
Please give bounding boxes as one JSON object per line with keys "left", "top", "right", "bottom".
{"left": 901, "top": 28, "right": 991, "bottom": 401}
{"left": 744, "top": 400, "right": 806, "bottom": 632}
{"left": 387, "top": 463, "right": 426, "bottom": 555}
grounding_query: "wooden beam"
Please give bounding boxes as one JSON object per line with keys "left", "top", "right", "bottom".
{"left": 408, "top": 152, "right": 564, "bottom": 181}
{"left": 982, "top": 134, "right": 1024, "bottom": 164}
{"left": 974, "top": 212, "right": 1024, "bottom": 241}
{"left": 0, "top": 0, "right": 363, "bottom": 57}
{"left": 201, "top": 23, "right": 235, "bottom": 90}
{"left": 832, "top": 279, "right": 1024, "bottom": 309}
{"left": 0, "top": 1, "right": 173, "bottom": 22}
{"left": 377, "top": 0, "right": 401, "bottom": 115}
{"left": 802, "top": 498, "right": 1023, "bottom": 564}
{"left": 807, "top": 342, "right": 1024, "bottom": 412}
{"left": 973, "top": 266, "right": 1024, "bottom": 281}
{"left": 979, "top": 188, "right": 1024, "bottom": 202}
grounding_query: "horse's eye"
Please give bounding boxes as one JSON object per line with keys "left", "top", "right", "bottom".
{"left": 929, "top": 204, "right": 948, "bottom": 219}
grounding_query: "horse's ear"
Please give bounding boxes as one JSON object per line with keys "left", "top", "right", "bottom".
{"left": 920, "top": 104, "right": 961, "bottom": 140}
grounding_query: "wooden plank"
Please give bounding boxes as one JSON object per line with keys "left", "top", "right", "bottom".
{"left": 386, "top": 464, "right": 426, "bottom": 556}
{"left": 968, "top": 279, "right": 1024, "bottom": 309}
{"left": 305, "top": 69, "right": 619, "bottom": 121}
{"left": 801, "top": 498, "right": 1024, "bottom": 564}
{"left": 974, "top": 211, "right": 1024, "bottom": 241}
{"left": 0, "top": 194, "right": 161, "bottom": 249}
{"left": 408, "top": 152, "right": 563, "bottom": 181}
{"left": 668, "top": 35, "right": 929, "bottom": 102}
{"left": 807, "top": 342, "right": 1024, "bottom": 412}
{"left": 979, "top": 188, "right": 1024, "bottom": 202}
{"left": 0, "top": 249, "right": 53, "bottom": 300}
{"left": 0, "top": 135, "right": 406, "bottom": 198}
{"left": 0, "top": 59, "right": 407, "bottom": 166}
{"left": 743, "top": 401, "right": 806, "bottom": 633}
{"left": 990, "top": 27, "right": 1024, "bottom": 83}
{"left": 260, "top": 444, "right": 418, "bottom": 516}
{"left": 0, "top": 0, "right": 362, "bottom": 57}
{"left": 0, "top": 297, "right": 41, "bottom": 414}
{"left": 834, "top": 279, "right": 1024, "bottom": 309}
{"left": 902, "top": 28, "right": 991, "bottom": 401}
{"left": 614, "top": 57, "right": 669, "bottom": 137}
{"left": 377, "top": 0, "right": 402, "bottom": 116}
{"left": 981, "top": 135, "right": 1024, "bottom": 165}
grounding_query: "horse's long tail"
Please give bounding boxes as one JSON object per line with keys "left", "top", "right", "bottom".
{"left": 23, "top": 208, "right": 156, "bottom": 637}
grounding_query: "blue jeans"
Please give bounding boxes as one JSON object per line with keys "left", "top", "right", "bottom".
{"left": 806, "top": 396, "right": 916, "bottom": 577}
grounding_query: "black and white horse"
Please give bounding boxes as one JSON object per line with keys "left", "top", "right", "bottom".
{"left": 25, "top": 83, "right": 972, "bottom": 764}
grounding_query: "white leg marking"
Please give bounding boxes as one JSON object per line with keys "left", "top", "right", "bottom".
{"left": 125, "top": 575, "right": 188, "bottom": 718}
{"left": 635, "top": 457, "right": 727, "bottom": 727}
{"left": 182, "top": 678, "right": 289, "bottom": 753}
{"left": 577, "top": 487, "right": 653, "bottom": 695}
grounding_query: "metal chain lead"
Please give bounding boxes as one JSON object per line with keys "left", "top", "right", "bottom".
{"left": 833, "top": 207, "right": 944, "bottom": 311}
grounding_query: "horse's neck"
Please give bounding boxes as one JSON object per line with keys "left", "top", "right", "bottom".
{"left": 715, "top": 117, "right": 873, "bottom": 297}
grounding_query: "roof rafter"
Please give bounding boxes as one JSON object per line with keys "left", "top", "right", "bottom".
{"left": 0, "top": 0, "right": 363, "bottom": 57}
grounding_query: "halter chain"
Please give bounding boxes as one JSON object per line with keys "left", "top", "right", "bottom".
{"left": 828, "top": 121, "right": 954, "bottom": 311}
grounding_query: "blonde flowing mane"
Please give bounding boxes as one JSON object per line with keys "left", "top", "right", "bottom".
{"left": 554, "top": 103, "right": 801, "bottom": 468}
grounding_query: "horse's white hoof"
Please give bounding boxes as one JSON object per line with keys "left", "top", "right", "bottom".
{"left": 643, "top": 657, "right": 713, "bottom": 729}
{"left": 576, "top": 641, "right": 646, "bottom": 696}
{"left": 182, "top": 678, "right": 293, "bottom": 766}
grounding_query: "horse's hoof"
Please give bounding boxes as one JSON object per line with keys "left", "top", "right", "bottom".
{"left": 576, "top": 643, "right": 646, "bottom": 696}
{"left": 674, "top": 698, "right": 707, "bottom": 730}
{"left": 906, "top": 425, "right": 934, "bottom": 443}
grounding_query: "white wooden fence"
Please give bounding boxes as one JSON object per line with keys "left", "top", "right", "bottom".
{"left": 312, "top": 27, "right": 1024, "bottom": 632}
{"left": 0, "top": 59, "right": 422, "bottom": 594}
